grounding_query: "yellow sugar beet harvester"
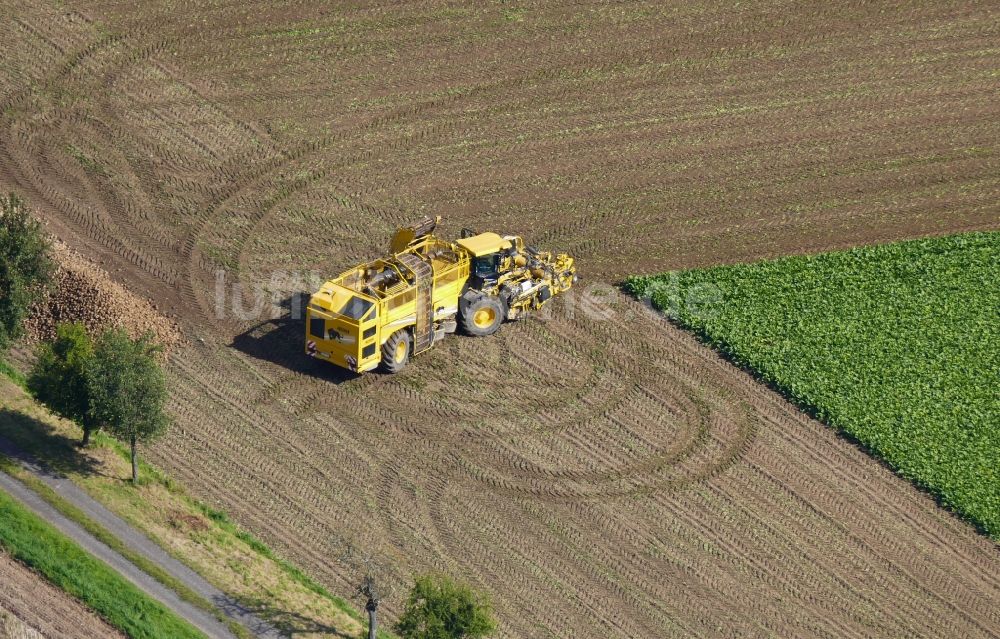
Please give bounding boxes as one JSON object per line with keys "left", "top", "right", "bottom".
{"left": 305, "top": 216, "right": 577, "bottom": 373}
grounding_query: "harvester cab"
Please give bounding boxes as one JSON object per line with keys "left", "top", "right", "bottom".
{"left": 306, "top": 216, "right": 576, "bottom": 373}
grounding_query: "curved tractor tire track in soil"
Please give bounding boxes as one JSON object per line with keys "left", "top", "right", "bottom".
{"left": 1, "top": 1, "right": 998, "bottom": 638}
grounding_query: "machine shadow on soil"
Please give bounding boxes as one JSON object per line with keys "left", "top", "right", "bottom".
{"left": 229, "top": 293, "right": 356, "bottom": 384}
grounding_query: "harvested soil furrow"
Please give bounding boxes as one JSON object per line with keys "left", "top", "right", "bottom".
{"left": 0, "top": 550, "right": 123, "bottom": 639}
{"left": 144, "top": 296, "right": 1000, "bottom": 638}
{"left": 2, "top": 1, "right": 999, "bottom": 637}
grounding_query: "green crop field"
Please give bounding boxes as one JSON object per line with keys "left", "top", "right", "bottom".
{"left": 626, "top": 231, "right": 1000, "bottom": 538}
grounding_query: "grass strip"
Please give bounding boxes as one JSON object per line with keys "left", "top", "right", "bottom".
{"left": 0, "top": 368, "right": 380, "bottom": 637}
{"left": 0, "top": 456, "right": 252, "bottom": 639}
{"left": 81, "top": 429, "right": 374, "bottom": 632}
{"left": 0, "top": 482, "right": 206, "bottom": 639}
{"left": 96, "top": 433, "right": 372, "bottom": 631}
{"left": 0, "top": 357, "right": 25, "bottom": 388}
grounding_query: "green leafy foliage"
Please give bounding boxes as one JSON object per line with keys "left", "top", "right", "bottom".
{"left": 626, "top": 231, "right": 1000, "bottom": 538}
{"left": 28, "top": 322, "right": 98, "bottom": 444}
{"left": 0, "top": 193, "right": 53, "bottom": 351}
{"left": 395, "top": 574, "right": 496, "bottom": 639}
{"left": 0, "top": 356, "right": 26, "bottom": 387}
{"left": 0, "top": 488, "right": 205, "bottom": 638}
{"left": 86, "top": 329, "right": 168, "bottom": 482}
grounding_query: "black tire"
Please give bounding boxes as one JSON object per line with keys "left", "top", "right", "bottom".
{"left": 460, "top": 293, "right": 505, "bottom": 336}
{"left": 379, "top": 329, "right": 411, "bottom": 373}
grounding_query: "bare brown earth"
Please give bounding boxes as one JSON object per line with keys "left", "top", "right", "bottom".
{"left": 1, "top": 1, "right": 998, "bottom": 637}
{"left": 0, "top": 550, "right": 123, "bottom": 639}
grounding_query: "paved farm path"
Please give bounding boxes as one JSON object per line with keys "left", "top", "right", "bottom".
{"left": 0, "top": 436, "right": 282, "bottom": 639}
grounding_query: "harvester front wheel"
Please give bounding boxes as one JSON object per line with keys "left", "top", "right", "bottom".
{"left": 460, "top": 293, "right": 505, "bottom": 337}
{"left": 379, "top": 329, "right": 411, "bottom": 373}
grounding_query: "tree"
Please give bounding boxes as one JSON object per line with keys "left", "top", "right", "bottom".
{"left": 28, "top": 322, "right": 99, "bottom": 446}
{"left": 395, "top": 574, "right": 496, "bottom": 639}
{"left": 0, "top": 193, "right": 53, "bottom": 351}
{"left": 86, "top": 329, "right": 168, "bottom": 483}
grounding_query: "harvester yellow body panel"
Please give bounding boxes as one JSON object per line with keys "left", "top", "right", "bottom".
{"left": 455, "top": 232, "right": 512, "bottom": 257}
{"left": 306, "top": 218, "right": 575, "bottom": 373}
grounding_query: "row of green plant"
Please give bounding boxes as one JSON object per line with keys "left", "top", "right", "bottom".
{"left": 1, "top": 190, "right": 499, "bottom": 637}
{"left": 626, "top": 231, "right": 1000, "bottom": 538}
{"left": 0, "top": 487, "right": 205, "bottom": 638}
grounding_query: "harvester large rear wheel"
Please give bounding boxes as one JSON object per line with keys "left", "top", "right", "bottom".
{"left": 379, "top": 329, "right": 411, "bottom": 373}
{"left": 460, "top": 293, "right": 505, "bottom": 337}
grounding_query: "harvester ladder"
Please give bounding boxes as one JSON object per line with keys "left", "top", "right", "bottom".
{"left": 396, "top": 253, "right": 434, "bottom": 353}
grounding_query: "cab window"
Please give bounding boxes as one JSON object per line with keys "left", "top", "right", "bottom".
{"left": 335, "top": 295, "right": 374, "bottom": 320}
{"left": 309, "top": 317, "right": 325, "bottom": 339}
{"left": 472, "top": 254, "right": 499, "bottom": 278}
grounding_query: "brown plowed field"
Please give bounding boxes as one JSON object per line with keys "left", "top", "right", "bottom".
{"left": 2, "top": 1, "right": 998, "bottom": 637}
{"left": 0, "top": 550, "right": 123, "bottom": 639}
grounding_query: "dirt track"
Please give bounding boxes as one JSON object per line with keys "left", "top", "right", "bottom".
{"left": 0, "top": 550, "right": 122, "bottom": 639}
{"left": 1, "top": 1, "right": 999, "bottom": 637}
